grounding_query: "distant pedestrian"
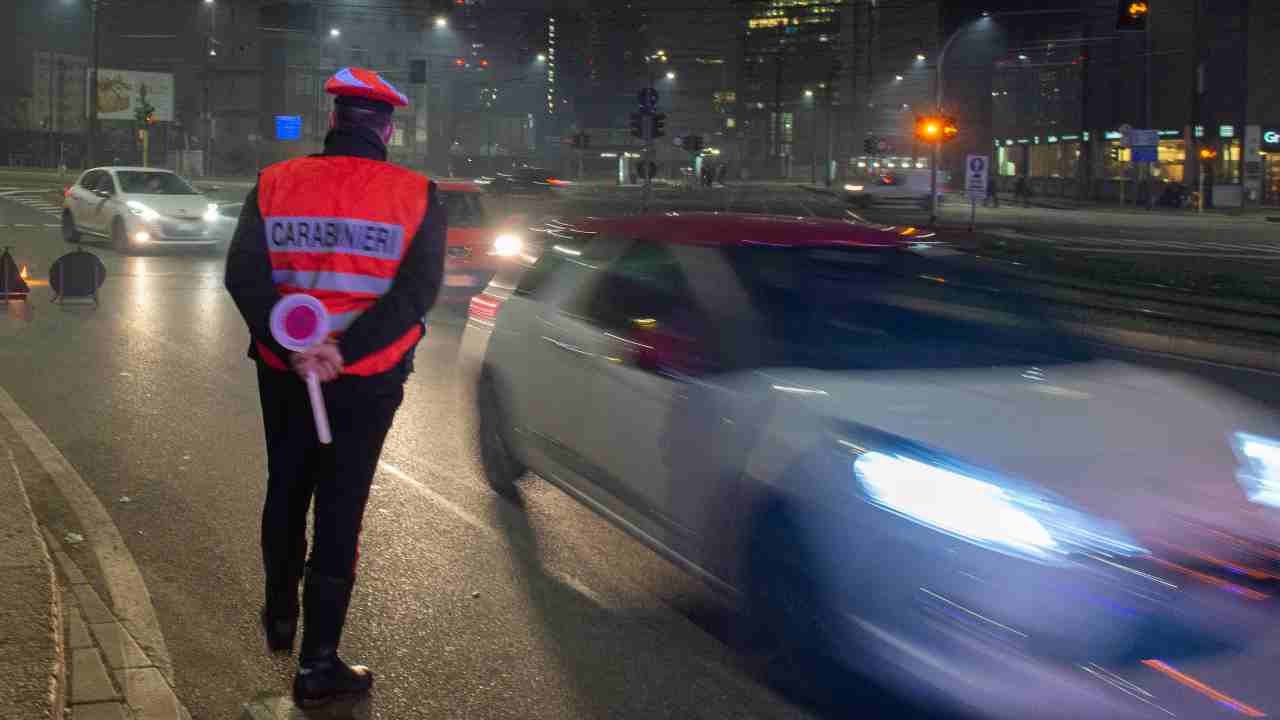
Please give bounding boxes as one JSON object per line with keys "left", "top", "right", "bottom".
{"left": 1015, "top": 175, "right": 1031, "bottom": 207}
{"left": 225, "top": 67, "right": 446, "bottom": 708}
{"left": 984, "top": 170, "right": 999, "bottom": 208}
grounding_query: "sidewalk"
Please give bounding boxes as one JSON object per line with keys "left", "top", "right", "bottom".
{"left": 0, "top": 428, "right": 61, "bottom": 719}
{"left": 0, "top": 392, "right": 189, "bottom": 720}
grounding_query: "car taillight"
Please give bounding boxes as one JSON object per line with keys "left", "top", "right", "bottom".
{"left": 546, "top": 178, "right": 568, "bottom": 186}
{"left": 468, "top": 292, "right": 503, "bottom": 324}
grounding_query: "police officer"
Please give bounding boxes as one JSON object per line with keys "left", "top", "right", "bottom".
{"left": 224, "top": 67, "right": 445, "bottom": 707}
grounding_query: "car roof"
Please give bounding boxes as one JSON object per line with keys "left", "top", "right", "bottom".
{"left": 90, "top": 167, "right": 176, "bottom": 174}
{"left": 570, "top": 213, "right": 915, "bottom": 249}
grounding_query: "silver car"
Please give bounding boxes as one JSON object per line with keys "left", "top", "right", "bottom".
{"left": 62, "top": 167, "right": 223, "bottom": 253}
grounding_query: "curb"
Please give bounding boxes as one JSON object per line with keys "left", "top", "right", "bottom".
{"left": 0, "top": 387, "right": 173, "bottom": 684}
{"left": 41, "top": 527, "right": 191, "bottom": 720}
{"left": 0, "top": 433, "right": 63, "bottom": 720}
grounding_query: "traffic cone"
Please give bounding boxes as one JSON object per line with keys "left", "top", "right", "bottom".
{"left": 0, "top": 248, "right": 29, "bottom": 300}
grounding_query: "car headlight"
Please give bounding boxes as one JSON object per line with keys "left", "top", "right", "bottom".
{"left": 1233, "top": 433, "right": 1280, "bottom": 508}
{"left": 126, "top": 201, "right": 160, "bottom": 222}
{"left": 853, "top": 449, "right": 1144, "bottom": 564}
{"left": 203, "top": 203, "right": 219, "bottom": 223}
{"left": 491, "top": 233, "right": 523, "bottom": 257}
{"left": 844, "top": 184, "right": 865, "bottom": 192}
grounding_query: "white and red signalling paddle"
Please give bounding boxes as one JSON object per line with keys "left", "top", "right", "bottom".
{"left": 270, "top": 294, "right": 333, "bottom": 445}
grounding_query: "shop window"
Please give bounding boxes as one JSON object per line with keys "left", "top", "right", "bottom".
{"left": 1215, "top": 139, "right": 1241, "bottom": 184}
{"left": 1156, "top": 140, "right": 1185, "bottom": 183}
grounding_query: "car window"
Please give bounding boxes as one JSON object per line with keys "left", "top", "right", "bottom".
{"left": 513, "top": 235, "right": 598, "bottom": 302}
{"left": 116, "top": 171, "right": 198, "bottom": 195}
{"left": 439, "top": 191, "right": 487, "bottom": 228}
{"left": 79, "top": 171, "right": 100, "bottom": 190}
{"left": 95, "top": 173, "right": 116, "bottom": 194}
{"left": 722, "top": 246, "right": 1090, "bottom": 372}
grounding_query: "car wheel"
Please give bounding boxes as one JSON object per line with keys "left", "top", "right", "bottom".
{"left": 476, "top": 368, "right": 525, "bottom": 499}
{"left": 111, "top": 217, "right": 130, "bottom": 254}
{"left": 745, "top": 507, "right": 834, "bottom": 660}
{"left": 62, "top": 211, "right": 81, "bottom": 244}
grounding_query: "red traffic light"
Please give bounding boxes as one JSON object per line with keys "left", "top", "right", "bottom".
{"left": 480, "top": 59, "right": 489, "bottom": 67}
{"left": 454, "top": 58, "right": 465, "bottom": 67}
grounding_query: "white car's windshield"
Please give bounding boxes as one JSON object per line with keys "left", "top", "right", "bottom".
{"left": 116, "top": 171, "right": 199, "bottom": 196}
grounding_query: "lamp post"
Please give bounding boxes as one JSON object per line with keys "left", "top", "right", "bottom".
{"left": 87, "top": 0, "right": 100, "bottom": 168}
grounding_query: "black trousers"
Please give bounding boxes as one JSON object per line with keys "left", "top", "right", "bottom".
{"left": 257, "top": 365, "right": 404, "bottom": 586}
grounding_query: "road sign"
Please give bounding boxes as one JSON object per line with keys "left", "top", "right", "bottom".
{"left": 1131, "top": 145, "right": 1157, "bottom": 163}
{"left": 637, "top": 87, "right": 658, "bottom": 109}
{"left": 275, "top": 115, "right": 302, "bottom": 141}
{"left": 1128, "top": 129, "right": 1158, "bottom": 147}
{"left": 965, "top": 155, "right": 989, "bottom": 199}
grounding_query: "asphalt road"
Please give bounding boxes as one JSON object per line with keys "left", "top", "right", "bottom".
{"left": 5, "top": 186, "right": 1280, "bottom": 719}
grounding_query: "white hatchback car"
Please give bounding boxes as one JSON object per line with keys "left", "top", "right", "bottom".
{"left": 62, "top": 167, "right": 222, "bottom": 252}
{"left": 463, "top": 213, "right": 1280, "bottom": 719}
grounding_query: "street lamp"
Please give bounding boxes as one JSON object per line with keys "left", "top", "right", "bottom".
{"left": 916, "top": 53, "right": 927, "bottom": 61}
{"left": 536, "top": 53, "right": 547, "bottom": 62}
{"left": 894, "top": 74, "right": 904, "bottom": 81}
{"left": 434, "top": 16, "right": 448, "bottom": 29}
{"left": 329, "top": 27, "right": 340, "bottom": 38}
{"left": 803, "top": 89, "right": 814, "bottom": 98}
{"left": 665, "top": 71, "right": 676, "bottom": 80}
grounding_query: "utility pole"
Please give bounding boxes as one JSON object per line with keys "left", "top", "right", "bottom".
{"left": 774, "top": 54, "right": 784, "bottom": 178}
{"left": 824, "top": 65, "right": 836, "bottom": 187}
{"left": 47, "top": 50, "right": 56, "bottom": 168}
{"left": 87, "top": 0, "right": 100, "bottom": 168}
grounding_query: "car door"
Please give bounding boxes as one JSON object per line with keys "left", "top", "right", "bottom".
{"left": 498, "top": 237, "right": 624, "bottom": 480}
{"left": 87, "top": 171, "right": 118, "bottom": 234}
{"left": 571, "top": 241, "right": 729, "bottom": 557}
{"left": 69, "top": 171, "right": 100, "bottom": 231}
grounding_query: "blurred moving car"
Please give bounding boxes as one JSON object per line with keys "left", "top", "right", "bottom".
{"left": 62, "top": 167, "right": 222, "bottom": 253}
{"left": 843, "top": 169, "right": 946, "bottom": 210}
{"left": 461, "top": 213, "right": 1280, "bottom": 719}
{"left": 474, "top": 166, "right": 569, "bottom": 195}
{"left": 437, "top": 182, "right": 529, "bottom": 299}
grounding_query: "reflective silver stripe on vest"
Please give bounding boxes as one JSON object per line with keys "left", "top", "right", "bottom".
{"left": 328, "top": 309, "right": 363, "bottom": 333}
{"left": 272, "top": 269, "right": 393, "bottom": 295}
{"left": 265, "top": 216, "right": 404, "bottom": 260}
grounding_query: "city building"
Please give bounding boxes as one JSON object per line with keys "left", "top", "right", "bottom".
{"left": 987, "top": 0, "right": 1280, "bottom": 208}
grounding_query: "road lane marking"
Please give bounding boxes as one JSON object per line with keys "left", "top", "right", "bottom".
{"left": 377, "top": 460, "right": 491, "bottom": 535}
{"left": 1141, "top": 659, "right": 1267, "bottom": 717}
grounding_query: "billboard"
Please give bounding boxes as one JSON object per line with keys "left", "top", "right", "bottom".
{"left": 275, "top": 115, "right": 303, "bottom": 141}
{"left": 90, "top": 69, "right": 175, "bottom": 121}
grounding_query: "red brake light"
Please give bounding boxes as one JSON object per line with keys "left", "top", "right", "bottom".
{"left": 468, "top": 292, "right": 503, "bottom": 324}
{"left": 546, "top": 178, "right": 568, "bottom": 186}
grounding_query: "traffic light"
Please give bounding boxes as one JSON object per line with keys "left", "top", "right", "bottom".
{"left": 630, "top": 112, "right": 645, "bottom": 139}
{"left": 1116, "top": 1, "right": 1149, "bottom": 32}
{"left": 653, "top": 113, "right": 666, "bottom": 139}
{"left": 863, "top": 137, "right": 875, "bottom": 155}
{"left": 914, "top": 115, "right": 958, "bottom": 144}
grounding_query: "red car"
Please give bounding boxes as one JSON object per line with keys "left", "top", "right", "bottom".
{"left": 437, "top": 182, "right": 526, "bottom": 299}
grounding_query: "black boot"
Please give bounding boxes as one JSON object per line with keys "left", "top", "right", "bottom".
{"left": 292, "top": 572, "right": 373, "bottom": 707}
{"left": 261, "top": 560, "right": 302, "bottom": 654}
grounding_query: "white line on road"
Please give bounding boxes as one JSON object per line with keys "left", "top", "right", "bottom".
{"left": 377, "top": 460, "right": 491, "bottom": 535}
{"left": 1055, "top": 246, "right": 1280, "bottom": 259}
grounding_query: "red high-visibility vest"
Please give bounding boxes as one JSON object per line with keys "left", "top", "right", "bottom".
{"left": 256, "top": 155, "right": 430, "bottom": 376}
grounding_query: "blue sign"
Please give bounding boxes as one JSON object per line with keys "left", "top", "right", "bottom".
{"left": 275, "top": 115, "right": 303, "bottom": 141}
{"left": 1131, "top": 145, "right": 1158, "bottom": 163}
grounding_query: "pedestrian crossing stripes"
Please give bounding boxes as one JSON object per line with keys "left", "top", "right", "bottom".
{"left": 0, "top": 186, "right": 64, "bottom": 222}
